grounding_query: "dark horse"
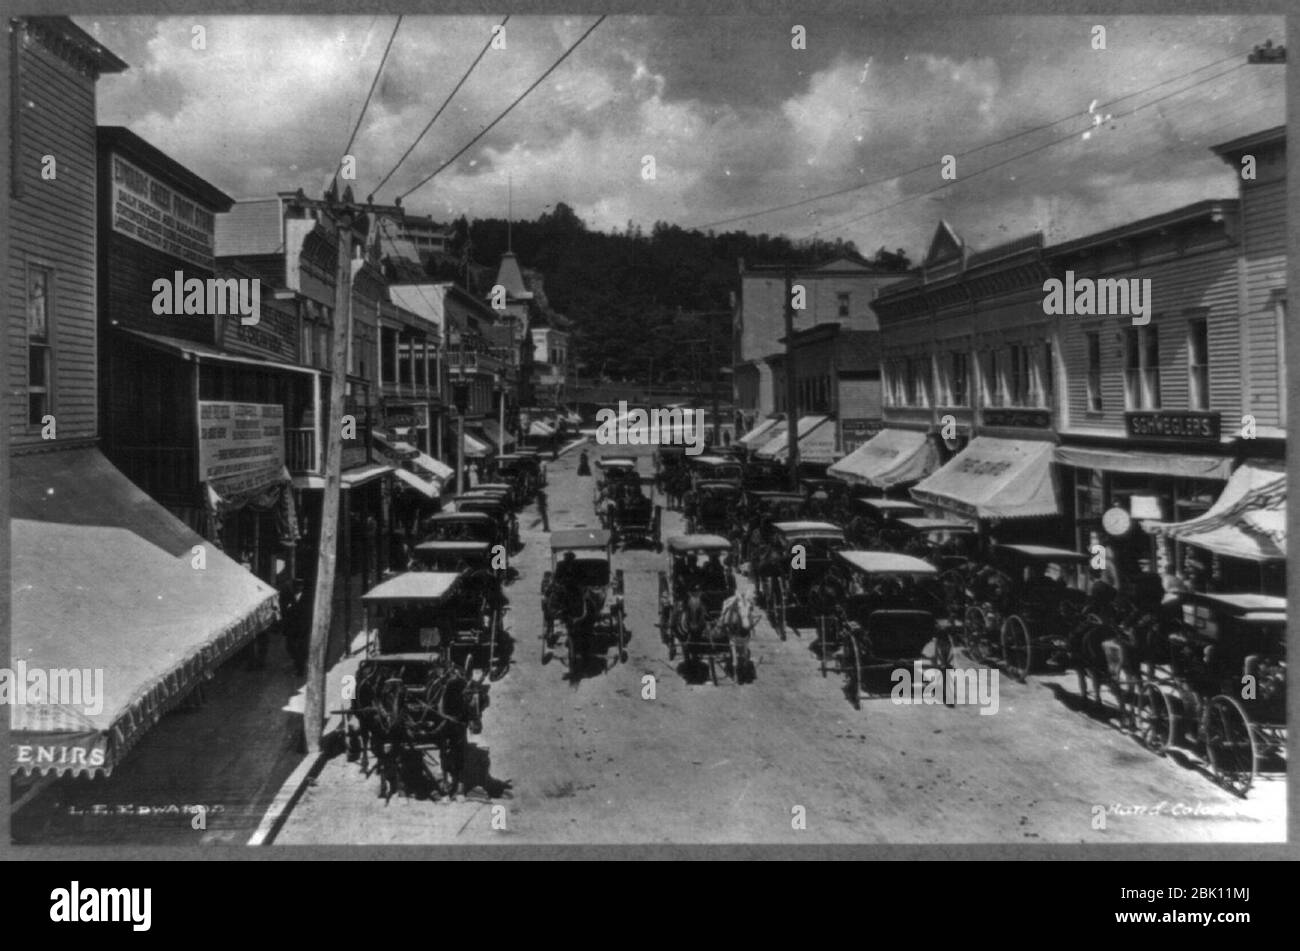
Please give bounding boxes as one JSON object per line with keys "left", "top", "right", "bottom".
{"left": 349, "top": 660, "right": 490, "bottom": 801}
{"left": 1068, "top": 590, "right": 1143, "bottom": 730}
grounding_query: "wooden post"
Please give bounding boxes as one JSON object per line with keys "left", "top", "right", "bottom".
{"left": 783, "top": 266, "right": 800, "bottom": 490}
{"left": 303, "top": 203, "right": 355, "bottom": 754}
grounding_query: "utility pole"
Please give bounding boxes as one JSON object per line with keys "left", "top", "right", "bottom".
{"left": 783, "top": 266, "right": 799, "bottom": 490}
{"left": 303, "top": 185, "right": 402, "bottom": 755}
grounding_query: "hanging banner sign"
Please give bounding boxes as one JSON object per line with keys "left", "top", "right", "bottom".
{"left": 198, "top": 402, "right": 285, "bottom": 499}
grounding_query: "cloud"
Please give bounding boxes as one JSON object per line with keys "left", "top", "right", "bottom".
{"left": 89, "top": 13, "right": 1284, "bottom": 258}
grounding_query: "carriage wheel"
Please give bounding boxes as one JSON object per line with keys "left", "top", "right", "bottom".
{"left": 964, "top": 607, "right": 989, "bottom": 664}
{"left": 845, "top": 635, "right": 863, "bottom": 704}
{"left": 1001, "top": 615, "right": 1031, "bottom": 683}
{"left": 1204, "top": 695, "right": 1256, "bottom": 797}
{"left": 668, "top": 634, "right": 678, "bottom": 661}
{"left": 1135, "top": 684, "right": 1174, "bottom": 755}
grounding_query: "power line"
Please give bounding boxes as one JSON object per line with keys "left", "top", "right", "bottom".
{"left": 373, "top": 16, "right": 511, "bottom": 197}
{"left": 339, "top": 15, "right": 404, "bottom": 171}
{"left": 686, "top": 49, "right": 1248, "bottom": 232}
{"left": 796, "top": 61, "right": 1250, "bottom": 239}
{"left": 399, "top": 16, "right": 606, "bottom": 201}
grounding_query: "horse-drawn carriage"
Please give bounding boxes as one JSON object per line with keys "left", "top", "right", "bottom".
{"left": 1135, "top": 592, "right": 1287, "bottom": 796}
{"left": 844, "top": 498, "right": 925, "bottom": 549}
{"left": 754, "top": 520, "right": 849, "bottom": 640}
{"left": 688, "top": 454, "right": 744, "bottom": 490}
{"left": 540, "top": 529, "right": 628, "bottom": 679}
{"left": 960, "top": 544, "right": 1091, "bottom": 681}
{"left": 742, "top": 458, "right": 790, "bottom": 492}
{"left": 593, "top": 455, "right": 640, "bottom": 508}
{"left": 602, "top": 479, "right": 663, "bottom": 551}
{"left": 657, "top": 534, "right": 758, "bottom": 684}
{"left": 410, "top": 539, "right": 504, "bottom": 580}
{"left": 345, "top": 571, "right": 494, "bottom": 800}
{"left": 817, "top": 550, "right": 947, "bottom": 704}
{"left": 494, "top": 453, "right": 539, "bottom": 503}
{"left": 686, "top": 480, "right": 744, "bottom": 536}
{"left": 453, "top": 492, "right": 521, "bottom": 553}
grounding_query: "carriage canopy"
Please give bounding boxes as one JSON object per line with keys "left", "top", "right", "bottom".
{"left": 551, "top": 528, "right": 613, "bottom": 552}
{"left": 834, "top": 550, "right": 939, "bottom": 576}
{"left": 992, "top": 543, "right": 1090, "bottom": 563}
{"left": 362, "top": 571, "right": 464, "bottom": 604}
{"left": 667, "top": 533, "right": 733, "bottom": 553}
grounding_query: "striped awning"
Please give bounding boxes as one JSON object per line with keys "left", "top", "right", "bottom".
{"left": 1146, "top": 461, "right": 1286, "bottom": 562}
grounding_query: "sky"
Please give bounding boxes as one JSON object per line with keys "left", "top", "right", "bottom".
{"left": 84, "top": 14, "right": 1285, "bottom": 260}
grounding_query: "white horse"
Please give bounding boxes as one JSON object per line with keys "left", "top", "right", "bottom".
{"left": 717, "top": 590, "right": 762, "bottom": 682}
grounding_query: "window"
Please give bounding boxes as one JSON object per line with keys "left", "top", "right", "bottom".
{"left": 949, "top": 351, "right": 969, "bottom": 406}
{"left": 1124, "top": 325, "right": 1161, "bottom": 410}
{"left": 1187, "top": 318, "right": 1209, "bottom": 411}
{"left": 1008, "top": 344, "right": 1031, "bottom": 406}
{"left": 1040, "top": 341, "right": 1055, "bottom": 409}
{"left": 1086, "top": 332, "right": 1102, "bottom": 412}
{"left": 27, "top": 266, "right": 52, "bottom": 426}
{"left": 397, "top": 336, "right": 412, "bottom": 385}
{"left": 903, "top": 356, "right": 929, "bottom": 407}
{"left": 837, "top": 292, "right": 850, "bottom": 318}
{"left": 381, "top": 328, "right": 398, "bottom": 384}
{"left": 980, "top": 350, "right": 1001, "bottom": 407}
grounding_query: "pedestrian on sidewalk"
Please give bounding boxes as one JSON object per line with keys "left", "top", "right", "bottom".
{"left": 537, "top": 487, "right": 550, "bottom": 532}
{"left": 577, "top": 449, "right": 591, "bottom": 476}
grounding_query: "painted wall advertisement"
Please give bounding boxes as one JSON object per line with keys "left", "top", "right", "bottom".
{"left": 198, "top": 402, "right": 285, "bottom": 499}
{"left": 111, "top": 153, "right": 216, "bottom": 271}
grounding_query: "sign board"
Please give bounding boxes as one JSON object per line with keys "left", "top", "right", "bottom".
{"left": 839, "top": 418, "right": 883, "bottom": 453}
{"left": 1125, "top": 411, "right": 1220, "bottom": 442}
{"left": 110, "top": 153, "right": 216, "bottom": 271}
{"left": 982, "top": 407, "right": 1052, "bottom": 429}
{"left": 217, "top": 296, "right": 298, "bottom": 363}
{"left": 198, "top": 402, "right": 285, "bottom": 498}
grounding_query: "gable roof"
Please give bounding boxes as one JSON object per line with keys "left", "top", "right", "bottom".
{"left": 923, "top": 220, "right": 965, "bottom": 268}
{"left": 494, "top": 251, "right": 532, "bottom": 300}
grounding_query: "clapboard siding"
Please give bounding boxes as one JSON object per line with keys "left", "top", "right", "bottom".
{"left": 1058, "top": 242, "right": 1239, "bottom": 434}
{"left": 9, "top": 34, "right": 100, "bottom": 446}
{"left": 1240, "top": 178, "right": 1286, "bottom": 426}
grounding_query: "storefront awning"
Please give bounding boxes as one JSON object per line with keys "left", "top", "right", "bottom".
{"left": 477, "top": 420, "right": 515, "bottom": 451}
{"left": 392, "top": 466, "right": 439, "bottom": 499}
{"left": 291, "top": 464, "right": 394, "bottom": 491}
{"left": 372, "top": 429, "right": 419, "bottom": 459}
{"left": 411, "top": 450, "right": 453, "bottom": 482}
{"left": 738, "top": 416, "right": 782, "bottom": 448}
{"left": 1146, "top": 461, "right": 1286, "bottom": 562}
{"left": 756, "top": 416, "right": 834, "bottom": 463}
{"left": 529, "top": 420, "right": 557, "bottom": 438}
{"left": 462, "top": 432, "right": 491, "bottom": 458}
{"left": 911, "top": 437, "right": 1060, "bottom": 521}
{"left": 10, "top": 449, "right": 279, "bottom": 778}
{"left": 828, "top": 428, "right": 938, "bottom": 489}
{"left": 1053, "top": 445, "right": 1233, "bottom": 481}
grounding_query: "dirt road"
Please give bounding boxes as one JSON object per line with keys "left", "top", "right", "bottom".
{"left": 276, "top": 442, "right": 1285, "bottom": 845}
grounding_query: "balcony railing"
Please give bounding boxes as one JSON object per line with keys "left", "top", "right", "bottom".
{"left": 286, "top": 426, "right": 317, "bottom": 474}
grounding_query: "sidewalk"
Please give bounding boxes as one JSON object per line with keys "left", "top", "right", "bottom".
{"left": 11, "top": 569, "right": 372, "bottom": 846}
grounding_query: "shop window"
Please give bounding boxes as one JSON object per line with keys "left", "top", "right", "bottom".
{"left": 1187, "top": 317, "right": 1209, "bottom": 411}
{"left": 1086, "top": 332, "right": 1102, "bottom": 412}
{"left": 1124, "top": 325, "right": 1161, "bottom": 410}
{"left": 1008, "top": 344, "right": 1031, "bottom": 407}
{"left": 27, "top": 265, "right": 52, "bottom": 426}
{"left": 948, "top": 351, "right": 969, "bottom": 406}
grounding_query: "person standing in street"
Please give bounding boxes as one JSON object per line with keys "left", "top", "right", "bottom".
{"left": 537, "top": 486, "right": 550, "bottom": 532}
{"left": 539, "top": 458, "right": 549, "bottom": 488}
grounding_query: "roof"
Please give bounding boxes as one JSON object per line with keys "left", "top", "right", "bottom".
{"left": 25, "top": 17, "right": 129, "bottom": 74}
{"left": 362, "top": 571, "right": 463, "bottom": 603}
{"left": 11, "top": 449, "right": 276, "bottom": 778}
{"left": 690, "top": 456, "right": 735, "bottom": 466}
{"left": 429, "top": 511, "right": 493, "bottom": 523}
{"left": 551, "top": 528, "right": 612, "bottom": 550}
{"left": 855, "top": 498, "right": 926, "bottom": 513}
{"left": 993, "top": 544, "right": 1090, "bottom": 562}
{"left": 772, "top": 521, "right": 844, "bottom": 536}
{"left": 494, "top": 251, "right": 532, "bottom": 300}
{"left": 667, "top": 534, "right": 733, "bottom": 552}
{"left": 1048, "top": 199, "right": 1237, "bottom": 260}
{"left": 215, "top": 198, "right": 286, "bottom": 257}
{"left": 896, "top": 518, "right": 976, "bottom": 533}
{"left": 414, "top": 541, "right": 491, "bottom": 553}
{"left": 835, "top": 550, "right": 938, "bottom": 576}
{"left": 1210, "top": 125, "right": 1285, "bottom": 159}
{"left": 98, "top": 127, "right": 234, "bottom": 212}
{"left": 596, "top": 457, "right": 637, "bottom": 468}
